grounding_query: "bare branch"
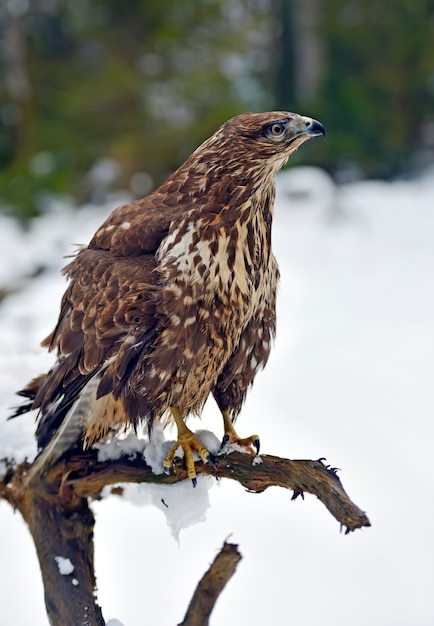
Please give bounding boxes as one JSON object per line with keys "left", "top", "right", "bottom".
{"left": 0, "top": 448, "right": 370, "bottom": 625}
{"left": 178, "top": 541, "right": 242, "bottom": 626}
{"left": 55, "top": 449, "right": 370, "bottom": 533}
{"left": 2, "top": 450, "right": 370, "bottom": 532}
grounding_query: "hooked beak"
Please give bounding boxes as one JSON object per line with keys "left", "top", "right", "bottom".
{"left": 301, "top": 116, "right": 326, "bottom": 139}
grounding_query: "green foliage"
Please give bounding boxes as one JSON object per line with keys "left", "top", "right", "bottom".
{"left": 315, "top": 0, "right": 434, "bottom": 177}
{"left": 1, "top": 0, "right": 434, "bottom": 216}
{"left": 0, "top": 0, "right": 271, "bottom": 217}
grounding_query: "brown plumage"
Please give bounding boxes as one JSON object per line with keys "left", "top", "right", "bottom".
{"left": 16, "top": 111, "right": 325, "bottom": 482}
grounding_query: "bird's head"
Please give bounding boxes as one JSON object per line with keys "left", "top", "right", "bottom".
{"left": 190, "top": 111, "right": 325, "bottom": 183}
{"left": 224, "top": 111, "right": 325, "bottom": 150}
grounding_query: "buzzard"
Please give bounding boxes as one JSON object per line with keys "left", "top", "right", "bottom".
{"left": 16, "top": 111, "right": 325, "bottom": 484}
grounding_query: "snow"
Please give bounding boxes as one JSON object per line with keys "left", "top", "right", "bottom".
{"left": 1, "top": 167, "right": 434, "bottom": 625}
{"left": 95, "top": 432, "right": 147, "bottom": 463}
{"left": 97, "top": 425, "right": 220, "bottom": 540}
{"left": 142, "top": 422, "right": 175, "bottom": 474}
{"left": 54, "top": 556, "right": 75, "bottom": 576}
{"left": 118, "top": 474, "right": 215, "bottom": 542}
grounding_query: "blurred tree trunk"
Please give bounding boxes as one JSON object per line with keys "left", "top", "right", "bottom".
{"left": 271, "top": 0, "right": 295, "bottom": 109}
{"left": 292, "top": 0, "right": 324, "bottom": 104}
{"left": 272, "top": 0, "right": 324, "bottom": 108}
{"left": 1, "top": 7, "right": 34, "bottom": 160}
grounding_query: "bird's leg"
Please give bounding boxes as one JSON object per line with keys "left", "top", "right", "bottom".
{"left": 220, "top": 409, "right": 260, "bottom": 455}
{"left": 163, "top": 407, "right": 214, "bottom": 487}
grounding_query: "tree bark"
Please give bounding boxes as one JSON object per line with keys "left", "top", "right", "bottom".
{"left": 5, "top": 465, "right": 104, "bottom": 626}
{"left": 1, "top": 448, "right": 370, "bottom": 625}
{"left": 292, "top": 0, "right": 325, "bottom": 104}
{"left": 178, "top": 542, "right": 242, "bottom": 626}
{"left": 61, "top": 449, "right": 370, "bottom": 533}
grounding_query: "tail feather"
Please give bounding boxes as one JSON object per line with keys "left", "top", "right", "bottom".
{"left": 9, "top": 374, "right": 47, "bottom": 419}
{"left": 23, "top": 377, "right": 100, "bottom": 483}
{"left": 12, "top": 366, "right": 96, "bottom": 449}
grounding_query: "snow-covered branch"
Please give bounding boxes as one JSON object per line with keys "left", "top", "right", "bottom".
{"left": 2, "top": 448, "right": 370, "bottom": 533}
{"left": 1, "top": 442, "right": 369, "bottom": 625}
{"left": 66, "top": 450, "right": 370, "bottom": 532}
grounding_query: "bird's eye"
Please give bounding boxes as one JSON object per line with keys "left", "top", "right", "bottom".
{"left": 269, "top": 122, "right": 285, "bottom": 136}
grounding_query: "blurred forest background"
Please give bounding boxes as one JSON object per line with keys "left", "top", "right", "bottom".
{"left": 1, "top": 0, "right": 433, "bottom": 218}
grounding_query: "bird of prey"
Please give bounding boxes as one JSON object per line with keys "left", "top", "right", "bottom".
{"left": 15, "top": 111, "right": 325, "bottom": 484}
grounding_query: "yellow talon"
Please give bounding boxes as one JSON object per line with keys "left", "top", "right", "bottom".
{"left": 163, "top": 407, "right": 212, "bottom": 485}
{"left": 221, "top": 409, "right": 260, "bottom": 455}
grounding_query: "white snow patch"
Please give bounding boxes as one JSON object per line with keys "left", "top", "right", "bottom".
{"left": 142, "top": 422, "right": 173, "bottom": 474}
{"left": 277, "top": 166, "right": 338, "bottom": 219}
{"left": 193, "top": 429, "right": 220, "bottom": 455}
{"left": 54, "top": 556, "right": 75, "bottom": 576}
{"left": 223, "top": 441, "right": 247, "bottom": 455}
{"left": 1, "top": 169, "right": 434, "bottom": 625}
{"left": 95, "top": 431, "right": 146, "bottom": 462}
{"left": 252, "top": 455, "right": 263, "bottom": 466}
{"left": 98, "top": 427, "right": 220, "bottom": 540}
{"left": 106, "top": 620, "right": 125, "bottom": 626}
{"left": 143, "top": 425, "right": 220, "bottom": 475}
{"left": 95, "top": 424, "right": 220, "bottom": 539}
{"left": 72, "top": 578, "right": 79, "bottom": 586}
{"left": 120, "top": 474, "right": 215, "bottom": 541}
{"left": 94, "top": 424, "right": 219, "bottom": 476}
{"left": 0, "top": 352, "right": 53, "bottom": 470}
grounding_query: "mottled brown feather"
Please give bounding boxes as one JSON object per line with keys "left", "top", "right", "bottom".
{"left": 14, "top": 110, "right": 324, "bottom": 464}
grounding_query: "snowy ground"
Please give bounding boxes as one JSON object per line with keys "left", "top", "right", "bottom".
{"left": 1, "top": 167, "right": 433, "bottom": 625}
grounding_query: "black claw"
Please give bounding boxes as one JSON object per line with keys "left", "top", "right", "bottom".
{"left": 191, "top": 477, "right": 197, "bottom": 488}
{"left": 220, "top": 434, "right": 230, "bottom": 451}
{"left": 254, "top": 438, "right": 260, "bottom": 455}
{"left": 291, "top": 487, "right": 305, "bottom": 501}
{"left": 207, "top": 453, "right": 217, "bottom": 469}
{"left": 163, "top": 466, "right": 171, "bottom": 476}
